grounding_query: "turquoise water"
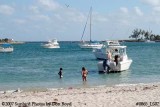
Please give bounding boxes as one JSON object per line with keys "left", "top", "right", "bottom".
{"left": 0, "top": 42, "right": 160, "bottom": 90}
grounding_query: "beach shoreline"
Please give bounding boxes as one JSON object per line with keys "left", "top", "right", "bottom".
{"left": 0, "top": 82, "right": 160, "bottom": 107}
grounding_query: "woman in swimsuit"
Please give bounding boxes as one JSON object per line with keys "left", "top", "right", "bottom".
{"left": 81, "top": 67, "right": 88, "bottom": 81}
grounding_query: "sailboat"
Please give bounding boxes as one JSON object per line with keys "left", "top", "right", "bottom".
{"left": 79, "top": 7, "right": 104, "bottom": 49}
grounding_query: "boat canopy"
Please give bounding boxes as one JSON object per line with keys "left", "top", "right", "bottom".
{"left": 1, "top": 43, "right": 12, "bottom": 47}
{"left": 109, "top": 45, "right": 127, "bottom": 55}
{"left": 106, "top": 40, "right": 120, "bottom": 46}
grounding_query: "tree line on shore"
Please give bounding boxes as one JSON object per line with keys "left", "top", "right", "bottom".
{"left": 0, "top": 38, "right": 13, "bottom": 43}
{"left": 129, "top": 29, "right": 160, "bottom": 41}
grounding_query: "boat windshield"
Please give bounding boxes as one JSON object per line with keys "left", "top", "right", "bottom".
{"left": 107, "top": 41, "right": 120, "bottom": 46}
{"left": 119, "top": 48, "right": 126, "bottom": 56}
{"left": 109, "top": 47, "right": 126, "bottom": 57}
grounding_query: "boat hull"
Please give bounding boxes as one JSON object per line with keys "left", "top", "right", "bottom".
{"left": 97, "top": 59, "right": 132, "bottom": 72}
{"left": 43, "top": 45, "right": 60, "bottom": 48}
{"left": 42, "top": 39, "right": 60, "bottom": 49}
{"left": 0, "top": 48, "right": 14, "bottom": 52}
{"left": 79, "top": 44, "right": 103, "bottom": 49}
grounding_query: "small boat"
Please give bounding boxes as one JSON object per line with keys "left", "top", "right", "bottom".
{"left": 93, "top": 40, "right": 120, "bottom": 59}
{"left": 42, "top": 39, "right": 60, "bottom": 48}
{"left": 0, "top": 43, "right": 14, "bottom": 52}
{"left": 145, "top": 40, "right": 155, "bottom": 43}
{"left": 79, "top": 7, "right": 103, "bottom": 49}
{"left": 97, "top": 45, "right": 132, "bottom": 72}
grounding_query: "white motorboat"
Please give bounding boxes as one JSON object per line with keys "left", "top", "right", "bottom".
{"left": 97, "top": 45, "right": 132, "bottom": 72}
{"left": 0, "top": 43, "right": 14, "bottom": 52}
{"left": 79, "top": 7, "right": 103, "bottom": 49}
{"left": 145, "top": 40, "right": 155, "bottom": 43}
{"left": 42, "top": 39, "right": 60, "bottom": 48}
{"left": 93, "top": 40, "right": 120, "bottom": 59}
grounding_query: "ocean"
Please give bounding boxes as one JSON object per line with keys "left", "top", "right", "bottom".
{"left": 0, "top": 42, "right": 160, "bottom": 91}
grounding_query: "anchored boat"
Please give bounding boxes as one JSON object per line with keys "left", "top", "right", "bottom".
{"left": 79, "top": 7, "right": 103, "bottom": 49}
{"left": 97, "top": 45, "right": 132, "bottom": 73}
{"left": 93, "top": 40, "right": 120, "bottom": 59}
{"left": 0, "top": 43, "right": 14, "bottom": 53}
{"left": 42, "top": 39, "right": 60, "bottom": 49}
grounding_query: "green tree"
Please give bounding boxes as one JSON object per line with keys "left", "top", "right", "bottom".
{"left": 4, "top": 38, "right": 9, "bottom": 42}
{"left": 155, "top": 35, "right": 160, "bottom": 40}
{"left": 129, "top": 29, "right": 142, "bottom": 40}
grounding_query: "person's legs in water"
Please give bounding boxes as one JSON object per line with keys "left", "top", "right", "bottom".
{"left": 103, "top": 59, "right": 107, "bottom": 71}
{"left": 106, "top": 65, "right": 110, "bottom": 73}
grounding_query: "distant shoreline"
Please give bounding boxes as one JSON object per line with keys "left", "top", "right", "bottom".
{"left": 119, "top": 40, "right": 160, "bottom": 42}
{"left": 1, "top": 40, "right": 160, "bottom": 44}
{"left": 0, "top": 41, "right": 25, "bottom": 44}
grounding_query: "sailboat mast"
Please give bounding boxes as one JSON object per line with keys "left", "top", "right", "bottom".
{"left": 80, "top": 7, "right": 91, "bottom": 42}
{"left": 90, "top": 6, "right": 92, "bottom": 43}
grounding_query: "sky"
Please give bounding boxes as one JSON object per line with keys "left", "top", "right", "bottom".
{"left": 0, "top": 0, "right": 160, "bottom": 41}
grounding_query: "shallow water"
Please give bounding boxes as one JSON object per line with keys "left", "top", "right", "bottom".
{"left": 0, "top": 42, "right": 160, "bottom": 90}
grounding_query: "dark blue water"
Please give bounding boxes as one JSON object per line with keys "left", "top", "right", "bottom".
{"left": 0, "top": 42, "right": 160, "bottom": 90}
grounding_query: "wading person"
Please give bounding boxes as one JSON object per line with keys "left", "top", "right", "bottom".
{"left": 58, "top": 68, "right": 63, "bottom": 78}
{"left": 81, "top": 67, "right": 88, "bottom": 81}
{"left": 103, "top": 50, "right": 111, "bottom": 73}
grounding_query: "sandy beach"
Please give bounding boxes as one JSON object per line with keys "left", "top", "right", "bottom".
{"left": 0, "top": 83, "right": 160, "bottom": 107}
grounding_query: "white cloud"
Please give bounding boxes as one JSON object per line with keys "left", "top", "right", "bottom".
{"left": 120, "top": 20, "right": 130, "bottom": 26}
{"left": 95, "top": 16, "right": 108, "bottom": 22}
{"left": 134, "top": 7, "right": 143, "bottom": 16}
{"left": 141, "top": 0, "right": 160, "bottom": 14}
{"left": 0, "top": 5, "right": 14, "bottom": 15}
{"left": 54, "top": 14, "right": 63, "bottom": 20}
{"left": 14, "top": 19, "right": 26, "bottom": 24}
{"left": 120, "top": 7, "right": 129, "bottom": 14}
{"left": 64, "top": 10, "right": 86, "bottom": 23}
{"left": 35, "top": 0, "right": 87, "bottom": 23}
{"left": 141, "top": 0, "right": 160, "bottom": 6}
{"left": 29, "top": 6, "right": 40, "bottom": 14}
{"left": 2, "top": 0, "right": 160, "bottom": 41}
{"left": 38, "top": 0, "right": 61, "bottom": 11}
{"left": 93, "top": 13, "right": 108, "bottom": 23}
{"left": 153, "top": 6, "right": 160, "bottom": 12}
{"left": 29, "top": 14, "right": 50, "bottom": 21}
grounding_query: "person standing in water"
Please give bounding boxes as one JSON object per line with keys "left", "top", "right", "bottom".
{"left": 81, "top": 67, "right": 88, "bottom": 81}
{"left": 103, "top": 50, "right": 111, "bottom": 73}
{"left": 114, "top": 49, "right": 119, "bottom": 66}
{"left": 58, "top": 68, "right": 63, "bottom": 78}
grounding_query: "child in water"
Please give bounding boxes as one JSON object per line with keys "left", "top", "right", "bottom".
{"left": 81, "top": 67, "right": 88, "bottom": 81}
{"left": 58, "top": 68, "right": 63, "bottom": 78}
